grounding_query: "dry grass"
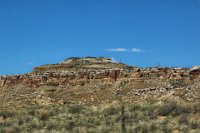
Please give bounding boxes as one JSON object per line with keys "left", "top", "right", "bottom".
{"left": 0, "top": 101, "right": 200, "bottom": 133}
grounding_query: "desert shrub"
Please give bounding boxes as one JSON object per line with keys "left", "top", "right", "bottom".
{"left": 17, "top": 117, "right": 24, "bottom": 126}
{"left": 24, "top": 115, "right": 32, "bottom": 123}
{"left": 16, "top": 116, "right": 32, "bottom": 126}
{"left": 83, "top": 117, "right": 97, "bottom": 128}
{"left": 133, "top": 121, "right": 149, "bottom": 133}
{"left": 178, "top": 114, "right": 188, "bottom": 124}
{"left": 129, "top": 104, "right": 141, "bottom": 112}
{"left": 179, "top": 125, "right": 189, "bottom": 133}
{"left": 68, "top": 105, "right": 83, "bottom": 114}
{"left": 134, "top": 111, "right": 146, "bottom": 121}
{"left": 158, "top": 102, "right": 177, "bottom": 116}
{"left": 27, "top": 120, "right": 39, "bottom": 130}
{"left": 103, "top": 106, "right": 119, "bottom": 116}
{"left": 169, "top": 79, "right": 186, "bottom": 87}
{"left": 173, "top": 104, "right": 189, "bottom": 116}
{"left": 28, "top": 109, "right": 35, "bottom": 116}
{"left": 47, "top": 121, "right": 57, "bottom": 131}
{"left": 162, "top": 124, "right": 172, "bottom": 133}
{"left": 189, "top": 120, "right": 199, "bottom": 129}
{"left": 192, "top": 103, "right": 200, "bottom": 113}
{"left": 149, "top": 123, "right": 157, "bottom": 132}
{"left": 38, "top": 110, "right": 50, "bottom": 120}
{"left": 0, "top": 111, "right": 15, "bottom": 119}
{"left": 65, "top": 121, "right": 76, "bottom": 131}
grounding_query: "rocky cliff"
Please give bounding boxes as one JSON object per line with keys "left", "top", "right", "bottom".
{"left": 1, "top": 57, "right": 200, "bottom": 106}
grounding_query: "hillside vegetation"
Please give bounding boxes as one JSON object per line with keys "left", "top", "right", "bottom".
{"left": 1, "top": 57, "right": 200, "bottom": 132}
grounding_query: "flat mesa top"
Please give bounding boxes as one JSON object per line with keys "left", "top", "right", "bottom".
{"left": 60, "top": 57, "right": 112, "bottom": 64}
{"left": 33, "top": 57, "right": 132, "bottom": 73}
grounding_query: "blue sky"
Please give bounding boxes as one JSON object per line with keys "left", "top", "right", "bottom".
{"left": 0, "top": 0, "right": 200, "bottom": 74}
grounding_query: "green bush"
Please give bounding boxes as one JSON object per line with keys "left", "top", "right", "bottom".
{"left": 65, "top": 121, "right": 76, "bottom": 131}
{"left": 47, "top": 121, "right": 57, "bottom": 131}
{"left": 189, "top": 120, "right": 199, "bottom": 129}
{"left": 173, "top": 104, "right": 189, "bottom": 116}
{"left": 0, "top": 111, "right": 15, "bottom": 119}
{"left": 158, "top": 102, "right": 177, "bottom": 116}
{"left": 68, "top": 105, "right": 83, "bottom": 114}
{"left": 103, "top": 106, "right": 119, "bottom": 116}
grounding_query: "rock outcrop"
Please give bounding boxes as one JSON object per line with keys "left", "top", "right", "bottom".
{"left": 0, "top": 57, "right": 200, "bottom": 105}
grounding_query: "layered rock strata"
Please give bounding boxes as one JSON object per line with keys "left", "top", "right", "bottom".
{"left": 0, "top": 57, "right": 200, "bottom": 105}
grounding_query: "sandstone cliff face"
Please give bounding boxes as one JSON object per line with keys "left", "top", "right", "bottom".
{"left": 0, "top": 57, "right": 200, "bottom": 105}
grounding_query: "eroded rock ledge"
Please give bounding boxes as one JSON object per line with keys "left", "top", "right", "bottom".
{"left": 0, "top": 57, "right": 200, "bottom": 105}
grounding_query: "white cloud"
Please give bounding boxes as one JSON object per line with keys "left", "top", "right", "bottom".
{"left": 131, "top": 48, "right": 145, "bottom": 53}
{"left": 106, "top": 47, "right": 145, "bottom": 53}
{"left": 106, "top": 48, "right": 127, "bottom": 52}
{"left": 28, "top": 62, "right": 34, "bottom": 65}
